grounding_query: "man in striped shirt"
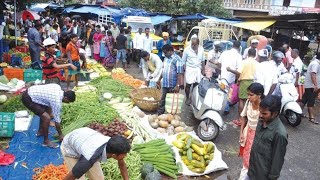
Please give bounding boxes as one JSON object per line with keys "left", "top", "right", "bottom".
{"left": 157, "top": 44, "right": 184, "bottom": 115}
{"left": 21, "top": 84, "right": 76, "bottom": 148}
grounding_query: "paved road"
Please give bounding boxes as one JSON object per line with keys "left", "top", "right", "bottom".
{"left": 127, "top": 65, "right": 320, "bottom": 180}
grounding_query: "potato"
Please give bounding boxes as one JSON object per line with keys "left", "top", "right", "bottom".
{"left": 166, "top": 114, "right": 174, "bottom": 122}
{"left": 148, "top": 115, "right": 154, "bottom": 123}
{"left": 158, "top": 114, "right": 168, "bottom": 121}
{"left": 154, "top": 119, "right": 159, "bottom": 124}
{"left": 175, "top": 127, "right": 185, "bottom": 133}
{"left": 171, "top": 120, "right": 180, "bottom": 127}
{"left": 174, "top": 115, "right": 181, "bottom": 121}
{"left": 180, "top": 122, "right": 186, "bottom": 127}
{"left": 150, "top": 122, "right": 159, "bottom": 129}
{"left": 156, "top": 127, "right": 166, "bottom": 133}
{"left": 158, "top": 120, "right": 169, "bottom": 128}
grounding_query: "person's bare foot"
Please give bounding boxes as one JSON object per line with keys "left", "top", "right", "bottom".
{"left": 49, "top": 121, "right": 55, "bottom": 127}
{"left": 42, "top": 141, "right": 59, "bottom": 148}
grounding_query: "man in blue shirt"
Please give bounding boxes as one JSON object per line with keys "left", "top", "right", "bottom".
{"left": 27, "top": 23, "right": 43, "bottom": 63}
{"left": 157, "top": 44, "right": 184, "bottom": 115}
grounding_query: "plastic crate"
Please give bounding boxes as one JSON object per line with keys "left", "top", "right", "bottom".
{"left": 3, "top": 68, "right": 24, "bottom": 80}
{"left": 15, "top": 46, "right": 28, "bottom": 53}
{"left": 24, "top": 68, "right": 43, "bottom": 82}
{"left": 0, "top": 112, "right": 15, "bottom": 137}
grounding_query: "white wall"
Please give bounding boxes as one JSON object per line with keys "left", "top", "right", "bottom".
{"left": 271, "top": 0, "right": 316, "bottom": 7}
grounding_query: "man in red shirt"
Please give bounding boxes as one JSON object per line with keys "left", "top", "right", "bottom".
{"left": 42, "top": 38, "right": 76, "bottom": 85}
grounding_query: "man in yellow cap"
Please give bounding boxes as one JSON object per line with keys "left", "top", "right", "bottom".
{"left": 157, "top": 32, "right": 172, "bottom": 61}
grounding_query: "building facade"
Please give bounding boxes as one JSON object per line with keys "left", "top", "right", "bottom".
{"left": 223, "top": 0, "right": 319, "bottom": 17}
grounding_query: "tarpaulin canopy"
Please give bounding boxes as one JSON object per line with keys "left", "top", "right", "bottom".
{"left": 22, "top": 10, "right": 40, "bottom": 21}
{"left": 69, "top": 6, "right": 114, "bottom": 16}
{"left": 175, "top": 13, "right": 206, "bottom": 20}
{"left": 203, "top": 15, "right": 241, "bottom": 24}
{"left": 63, "top": 6, "right": 75, "bottom": 14}
{"left": 233, "top": 20, "right": 276, "bottom": 32}
{"left": 151, "top": 15, "right": 172, "bottom": 25}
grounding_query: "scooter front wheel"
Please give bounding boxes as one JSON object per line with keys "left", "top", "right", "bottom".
{"left": 285, "top": 110, "right": 301, "bottom": 127}
{"left": 197, "top": 119, "right": 220, "bottom": 141}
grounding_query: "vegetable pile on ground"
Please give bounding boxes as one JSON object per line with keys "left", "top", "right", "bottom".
{"left": 61, "top": 92, "right": 118, "bottom": 135}
{"left": 172, "top": 133, "right": 215, "bottom": 174}
{"left": 32, "top": 163, "right": 68, "bottom": 180}
{"left": 0, "top": 94, "right": 25, "bottom": 112}
{"left": 133, "top": 139, "right": 180, "bottom": 179}
{"left": 148, "top": 114, "right": 193, "bottom": 135}
{"left": 87, "top": 61, "right": 111, "bottom": 77}
{"left": 88, "top": 119, "right": 132, "bottom": 138}
{"left": 101, "top": 151, "right": 142, "bottom": 180}
{"left": 111, "top": 68, "right": 145, "bottom": 89}
{"left": 89, "top": 77, "right": 132, "bottom": 99}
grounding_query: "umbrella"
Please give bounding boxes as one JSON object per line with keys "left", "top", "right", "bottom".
{"left": 30, "top": 7, "right": 46, "bottom": 12}
{"left": 22, "top": 10, "right": 40, "bottom": 21}
{"left": 71, "top": 15, "right": 81, "bottom": 19}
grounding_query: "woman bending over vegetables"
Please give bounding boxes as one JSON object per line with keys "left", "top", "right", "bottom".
{"left": 61, "top": 127, "right": 131, "bottom": 180}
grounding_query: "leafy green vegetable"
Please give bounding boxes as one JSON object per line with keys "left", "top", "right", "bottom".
{"left": 61, "top": 92, "right": 118, "bottom": 134}
{"left": 89, "top": 77, "right": 132, "bottom": 98}
{"left": 102, "top": 151, "right": 142, "bottom": 180}
{"left": 0, "top": 95, "right": 25, "bottom": 112}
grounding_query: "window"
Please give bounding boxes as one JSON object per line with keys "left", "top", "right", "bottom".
{"left": 245, "top": 0, "right": 256, "bottom": 4}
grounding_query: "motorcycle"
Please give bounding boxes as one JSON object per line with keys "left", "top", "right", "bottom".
{"left": 191, "top": 77, "right": 228, "bottom": 141}
{"left": 274, "top": 73, "right": 302, "bottom": 127}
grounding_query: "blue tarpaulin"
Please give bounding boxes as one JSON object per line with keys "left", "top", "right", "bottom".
{"left": 63, "top": 6, "right": 75, "bottom": 14}
{"left": 0, "top": 116, "right": 63, "bottom": 180}
{"left": 203, "top": 15, "right": 241, "bottom": 24}
{"left": 151, "top": 15, "right": 172, "bottom": 25}
{"left": 175, "top": 13, "right": 206, "bottom": 20}
{"left": 70, "top": 6, "right": 111, "bottom": 15}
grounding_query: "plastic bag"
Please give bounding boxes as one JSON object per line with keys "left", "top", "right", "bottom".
{"left": 228, "top": 83, "right": 239, "bottom": 104}
{"left": 165, "top": 132, "right": 228, "bottom": 176}
{"left": 0, "top": 151, "right": 15, "bottom": 166}
{"left": 165, "top": 93, "right": 184, "bottom": 114}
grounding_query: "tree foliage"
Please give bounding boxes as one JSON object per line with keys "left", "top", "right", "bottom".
{"left": 118, "top": 0, "right": 231, "bottom": 18}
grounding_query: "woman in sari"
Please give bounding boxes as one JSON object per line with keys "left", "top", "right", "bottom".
{"left": 238, "top": 83, "right": 264, "bottom": 180}
{"left": 93, "top": 25, "right": 103, "bottom": 61}
{"left": 101, "top": 30, "right": 115, "bottom": 67}
{"left": 100, "top": 30, "right": 107, "bottom": 60}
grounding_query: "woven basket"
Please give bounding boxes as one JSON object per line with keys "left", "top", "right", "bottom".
{"left": 130, "top": 88, "right": 161, "bottom": 112}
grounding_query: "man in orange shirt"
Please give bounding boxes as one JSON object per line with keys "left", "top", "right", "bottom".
{"left": 66, "top": 34, "right": 81, "bottom": 90}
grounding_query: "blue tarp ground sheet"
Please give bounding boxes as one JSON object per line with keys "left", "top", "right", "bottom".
{"left": 0, "top": 116, "right": 63, "bottom": 180}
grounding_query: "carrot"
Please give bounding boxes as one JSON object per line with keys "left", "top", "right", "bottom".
{"left": 32, "top": 163, "right": 68, "bottom": 180}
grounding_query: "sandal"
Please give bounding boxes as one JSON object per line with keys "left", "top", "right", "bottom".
{"left": 309, "top": 118, "right": 319, "bottom": 124}
{"left": 42, "top": 142, "right": 60, "bottom": 149}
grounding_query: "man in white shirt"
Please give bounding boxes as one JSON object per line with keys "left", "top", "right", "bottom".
{"left": 182, "top": 35, "right": 205, "bottom": 105}
{"left": 217, "top": 41, "right": 242, "bottom": 113}
{"left": 133, "top": 28, "right": 145, "bottom": 66}
{"left": 242, "top": 39, "right": 259, "bottom": 59}
{"left": 255, "top": 51, "right": 285, "bottom": 96}
{"left": 290, "top": 49, "right": 304, "bottom": 86}
{"left": 140, "top": 51, "right": 163, "bottom": 87}
{"left": 110, "top": 23, "right": 120, "bottom": 41}
{"left": 143, "top": 27, "right": 153, "bottom": 53}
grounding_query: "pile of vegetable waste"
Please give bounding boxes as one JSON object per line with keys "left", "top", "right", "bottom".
{"left": 89, "top": 77, "right": 132, "bottom": 99}
{"left": 101, "top": 151, "right": 142, "bottom": 180}
{"left": 133, "top": 139, "right": 180, "bottom": 179}
{"left": 173, "top": 133, "right": 215, "bottom": 174}
{"left": 32, "top": 163, "right": 68, "bottom": 180}
{"left": 61, "top": 92, "right": 118, "bottom": 135}
{"left": 88, "top": 120, "right": 132, "bottom": 138}
{"left": 148, "top": 114, "right": 193, "bottom": 135}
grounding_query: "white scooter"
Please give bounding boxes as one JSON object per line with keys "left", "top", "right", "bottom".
{"left": 275, "top": 73, "right": 302, "bottom": 127}
{"left": 191, "top": 77, "right": 228, "bottom": 141}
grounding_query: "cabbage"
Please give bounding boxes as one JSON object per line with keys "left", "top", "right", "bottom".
{"left": 0, "top": 75, "right": 9, "bottom": 84}
{"left": 10, "top": 78, "right": 19, "bottom": 85}
{"left": 145, "top": 169, "right": 161, "bottom": 180}
{"left": 103, "top": 92, "right": 113, "bottom": 100}
{"left": 141, "top": 163, "right": 154, "bottom": 179}
{"left": 0, "top": 95, "right": 7, "bottom": 104}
